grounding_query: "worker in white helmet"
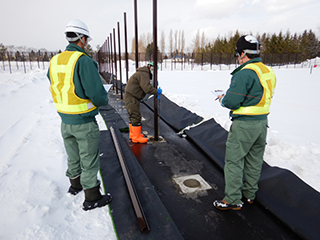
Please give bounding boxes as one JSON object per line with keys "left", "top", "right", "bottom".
{"left": 47, "top": 19, "right": 112, "bottom": 211}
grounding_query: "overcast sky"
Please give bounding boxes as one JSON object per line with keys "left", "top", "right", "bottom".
{"left": 2, "top": 0, "right": 320, "bottom": 52}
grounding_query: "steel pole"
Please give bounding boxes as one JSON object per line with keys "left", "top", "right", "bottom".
{"left": 153, "top": 0, "right": 159, "bottom": 141}
{"left": 113, "top": 28, "right": 118, "bottom": 94}
{"left": 109, "top": 33, "right": 114, "bottom": 87}
{"left": 117, "top": 22, "right": 123, "bottom": 99}
{"left": 124, "top": 12, "right": 129, "bottom": 83}
{"left": 134, "top": 0, "right": 139, "bottom": 69}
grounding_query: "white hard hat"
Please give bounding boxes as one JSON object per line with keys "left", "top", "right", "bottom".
{"left": 65, "top": 19, "right": 92, "bottom": 41}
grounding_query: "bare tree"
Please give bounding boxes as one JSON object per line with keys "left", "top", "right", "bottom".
{"left": 160, "top": 31, "right": 166, "bottom": 59}
{"left": 178, "top": 30, "right": 181, "bottom": 54}
{"left": 174, "top": 30, "right": 178, "bottom": 55}
{"left": 193, "top": 29, "right": 200, "bottom": 52}
{"left": 201, "top": 31, "right": 206, "bottom": 50}
{"left": 140, "top": 33, "right": 147, "bottom": 50}
{"left": 131, "top": 37, "right": 136, "bottom": 54}
{"left": 181, "top": 30, "right": 185, "bottom": 54}
{"left": 169, "top": 29, "right": 173, "bottom": 57}
{"left": 146, "top": 32, "right": 152, "bottom": 46}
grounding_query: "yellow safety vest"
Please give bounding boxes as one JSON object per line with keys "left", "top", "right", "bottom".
{"left": 232, "top": 62, "right": 276, "bottom": 115}
{"left": 49, "top": 51, "right": 97, "bottom": 114}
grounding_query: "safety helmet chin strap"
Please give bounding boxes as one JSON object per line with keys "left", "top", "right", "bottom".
{"left": 239, "top": 49, "right": 260, "bottom": 64}
{"left": 66, "top": 32, "right": 87, "bottom": 48}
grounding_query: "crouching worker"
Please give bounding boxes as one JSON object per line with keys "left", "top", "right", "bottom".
{"left": 124, "top": 62, "right": 162, "bottom": 143}
{"left": 47, "top": 19, "right": 112, "bottom": 211}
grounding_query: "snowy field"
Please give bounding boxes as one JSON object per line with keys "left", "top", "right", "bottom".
{"left": 0, "top": 59, "right": 320, "bottom": 239}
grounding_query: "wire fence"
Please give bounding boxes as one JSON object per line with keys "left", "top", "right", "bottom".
{"left": 0, "top": 51, "right": 59, "bottom": 74}
{"left": 98, "top": 52, "right": 319, "bottom": 73}
{"left": 1, "top": 50, "right": 318, "bottom": 74}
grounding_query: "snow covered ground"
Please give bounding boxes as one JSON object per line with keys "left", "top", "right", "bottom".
{"left": 0, "top": 59, "right": 319, "bottom": 239}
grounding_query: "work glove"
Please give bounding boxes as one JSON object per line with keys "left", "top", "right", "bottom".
{"left": 157, "top": 87, "right": 162, "bottom": 99}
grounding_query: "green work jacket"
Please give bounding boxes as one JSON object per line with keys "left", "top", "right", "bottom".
{"left": 47, "top": 44, "right": 108, "bottom": 125}
{"left": 222, "top": 58, "right": 275, "bottom": 121}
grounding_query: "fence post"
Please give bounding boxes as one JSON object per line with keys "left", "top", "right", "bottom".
{"left": 29, "top": 53, "right": 32, "bottom": 70}
{"left": 42, "top": 52, "right": 45, "bottom": 69}
{"left": 22, "top": 53, "right": 26, "bottom": 73}
{"left": 2, "top": 52, "right": 5, "bottom": 71}
{"left": 110, "top": 33, "right": 114, "bottom": 87}
{"left": 16, "top": 53, "right": 19, "bottom": 71}
{"left": 7, "top": 52, "right": 12, "bottom": 74}
{"left": 124, "top": 12, "right": 129, "bottom": 83}
{"left": 153, "top": 0, "right": 159, "bottom": 141}
{"left": 37, "top": 51, "right": 40, "bottom": 68}
{"left": 113, "top": 28, "right": 118, "bottom": 94}
{"left": 134, "top": 0, "right": 139, "bottom": 70}
{"left": 201, "top": 53, "right": 203, "bottom": 71}
{"left": 117, "top": 22, "right": 123, "bottom": 99}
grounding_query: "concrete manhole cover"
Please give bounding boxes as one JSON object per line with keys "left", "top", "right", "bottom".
{"left": 183, "top": 179, "right": 201, "bottom": 188}
{"left": 173, "top": 174, "right": 212, "bottom": 194}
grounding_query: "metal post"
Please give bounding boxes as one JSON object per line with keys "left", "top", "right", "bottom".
{"left": 117, "top": 22, "right": 123, "bottom": 99}
{"left": 107, "top": 37, "right": 111, "bottom": 77}
{"left": 2, "top": 52, "right": 5, "bottom": 71}
{"left": 29, "top": 53, "right": 32, "bottom": 70}
{"left": 22, "top": 53, "right": 26, "bottom": 73}
{"left": 7, "top": 52, "right": 12, "bottom": 74}
{"left": 124, "top": 12, "right": 129, "bottom": 83}
{"left": 134, "top": 0, "right": 139, "bottom": 69}
{"left": 37, "top": 50, "right": 40, "bottom": 68}
{"left": 153, "top": 0, "right": 159, "bottom": 141}
{"left": 113, "top": 28, "right": 118, "bottom": 94}
{"left": 110, "top": 33, "right": 114, "bottom": 87}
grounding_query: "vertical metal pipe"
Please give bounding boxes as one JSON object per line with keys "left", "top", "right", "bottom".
{"left": 134, "top": 0, "right": 139, "bottom": 69}
{"left": 124, "top": 12, "right": 129, "bottom": 83}
{"left": 201, "top": 53, "right": 203, "bottom": 71}
{"left": 37, "top": 50, "right": 40, "bottom": 69}
{"left": 107, "top": 37, "right": 111, "bottom": 77}
{"left": 29, "top": 53, "right": 32, "bottom": 70}
{"left": 153, "top": 0, "right": 159, "bottom": 141}
{"left": 117, "top": 22, "right": 123, "bottom": 99}
{"left": 7, "top": 52, "right": 12, "bottom": 74}
{"left": 106, "top": 40, "right": 109, "bottom": 73}
{"left": 103, "top": 42, "right": 106, "bottom": 72}
{"left": 22, "top": 53, "right": 26, "bottom": 73}
{"left": 113, "top": 28, "right": 118, "bottom": 94}
{"left": 2, "top": 52, "right": 5, "bottom": 71}
{"left": 110, "top": 33, "right": 114, "bottom": 87}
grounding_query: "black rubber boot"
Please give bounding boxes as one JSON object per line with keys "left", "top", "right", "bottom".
{"left": 68, "top": 175, "right": 83, "bottom": 195}
{"left": 83, "top": 185, "right": 112, "bottom": 211}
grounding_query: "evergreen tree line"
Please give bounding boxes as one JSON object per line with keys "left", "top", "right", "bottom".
{"left": 192, "top": 29, "right": 320, "bottom": 65}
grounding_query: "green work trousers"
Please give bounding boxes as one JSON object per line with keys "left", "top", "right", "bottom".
{"left": 124, "top": 92, "right": 141, "bottom": 126}
{"left": 224, "top": 119, "right": 268, "bottom": 205}
{"left": 61, "top": 121, "right": 100, "bottom": 190}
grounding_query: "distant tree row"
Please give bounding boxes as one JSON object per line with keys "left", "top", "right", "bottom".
{"left": 125, "top": 28, "right": 320, "bottom": 64}
{"left": 192, "top": 29, "right": 320, "bottom": 62}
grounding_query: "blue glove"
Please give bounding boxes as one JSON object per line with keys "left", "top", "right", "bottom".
{"left": 157, "top": 87, "right": 162, "bottom": 99}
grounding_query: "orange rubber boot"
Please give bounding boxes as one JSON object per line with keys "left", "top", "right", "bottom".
{"left": 129, "top": 123, "right": 133, "bottom": 139}
{"left": 129, "top": 123, "right": 144, "bottom": 140}
{"left": 131, "top": 125, "right": 148, "bottom": 143}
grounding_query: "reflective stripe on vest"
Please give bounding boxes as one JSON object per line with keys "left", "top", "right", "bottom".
{"left": 49, "top": 51, "right": 97, "bottom": 114}
{"left": 232, "top": 62, "right": 276, "bottom": 115}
